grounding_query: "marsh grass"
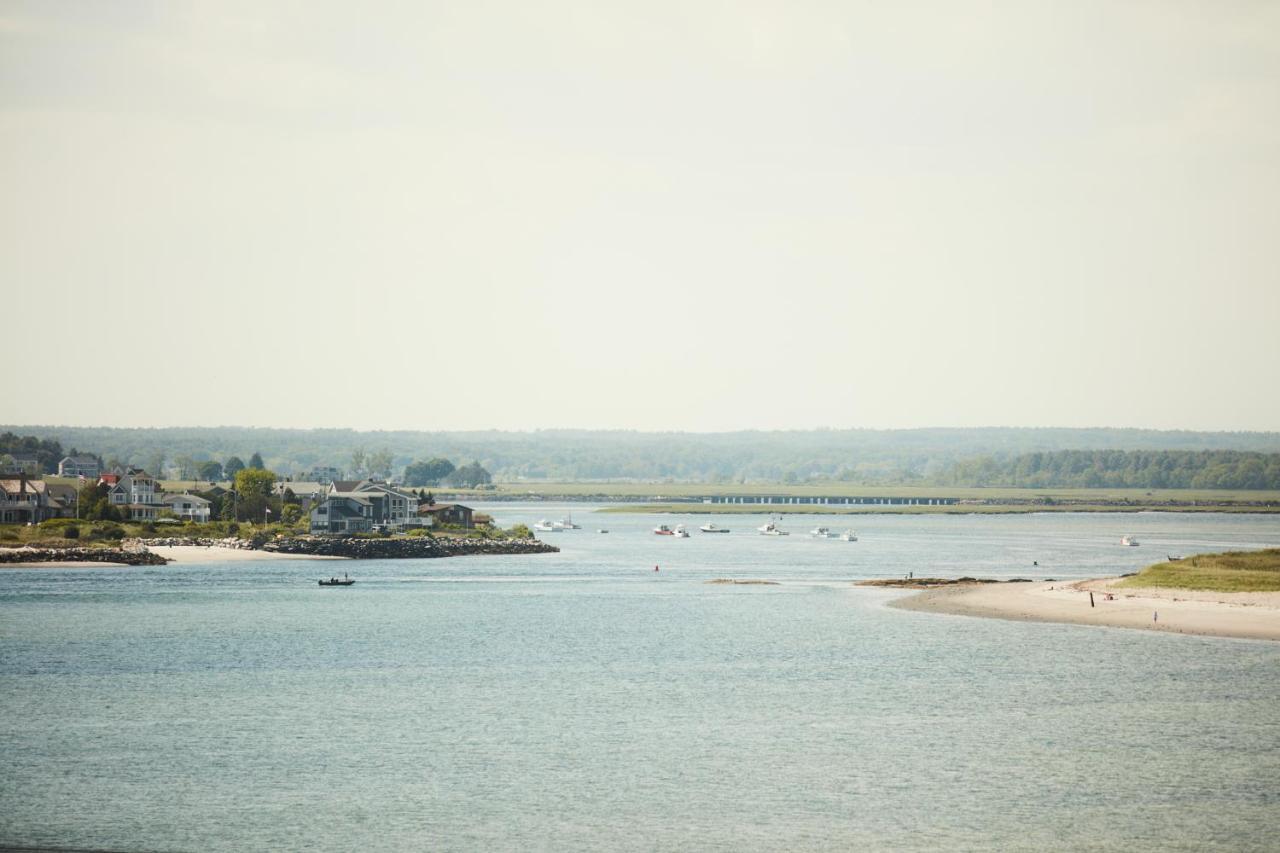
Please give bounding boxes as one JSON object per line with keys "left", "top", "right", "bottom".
{"left": 1115, "top": 549, "right": 1280, "bottom": 592}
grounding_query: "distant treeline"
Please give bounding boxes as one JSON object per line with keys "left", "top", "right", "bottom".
{"left": 4, "top": 425, "right": 1280, "bottom": 488}
{"left": 938, "top": 450, "right": 1280, "bottom": 490}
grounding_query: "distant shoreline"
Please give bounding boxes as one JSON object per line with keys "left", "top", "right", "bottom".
{"left": 885, "top": 578, "right": 1280, "bottom": 641}
{"left": 600, "top": 503, "right": 1280, "bottom": 515}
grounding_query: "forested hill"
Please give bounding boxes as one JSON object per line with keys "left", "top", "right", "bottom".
{"left": 4, "top": 425, "right": 1280, "bottom": 487}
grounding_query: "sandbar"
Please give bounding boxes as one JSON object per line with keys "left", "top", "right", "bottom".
{"left": 889, "top": 578, "right": 1280, "bottom": 641}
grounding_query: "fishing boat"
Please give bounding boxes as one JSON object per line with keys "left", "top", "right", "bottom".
{"left": 1121, "top": 535, "right": 1140, "bottom": 546}
{"left": 318, "top": 576, "right": 354, "bottom": 587}
{"left": 699, "top": 522, "right": 730, "bottom": 533}
{"left": 840, "top": 530, "right": 858, "bottom": 542}
{"left": 757, "top": 521, "right": 789, "bottom": 536}
{"left": 553, "top": 514, "right": 581, "bottom": 530}
{"left": 597, "top": 528, "right": 609, "bottom": 534}
{"left": 810, "top": 526, "right": 838, "bottom": 538}
{"left": 533, "top": 519, "right": 557, "bottom": 532}
{"left": 654, "top": 524, "right": 676, "bottom": 535}
{"left": 673, "top": 524, "right": 690, "bottom": 538}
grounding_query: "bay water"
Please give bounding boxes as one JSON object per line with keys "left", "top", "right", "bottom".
{"left": 2, "top": 507, "right": 1278, "bottom": 851}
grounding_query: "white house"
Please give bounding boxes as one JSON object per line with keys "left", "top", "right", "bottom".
{"left": 108, "top": 470, "right": 166, "bottom": 520}
{"left": 160, "top": 492, "right": 212, "bottom": 522}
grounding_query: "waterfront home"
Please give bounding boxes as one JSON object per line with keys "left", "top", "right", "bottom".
{"left": 326, "top": 479, "right": 421, "bottom": 530}
{"left": 0, "top": 474, "right": 50, "bottom": 524}
{"left": 418, "top": 503, "right": 474, "bottom": 529}
{"left": 58, "top": 455, "right": 101, "bottom": 478}
{"left": 310, "top": 493, "right": 383, "bottom": 534}
{"left": 160, "top": 493, "right": 212, "bottom": 522}
{"left": 107, "top": 470, "right": 166, "bottom": 520}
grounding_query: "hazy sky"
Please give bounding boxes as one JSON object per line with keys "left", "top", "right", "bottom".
{"left": 3, "top": 1, "right": 1277, "bottom": 432}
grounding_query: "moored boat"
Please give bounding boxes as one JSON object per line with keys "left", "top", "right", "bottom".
{"left": 1121, "top": 536, "right": 1140, "bottom": 546}
{"left": 757, "top": 521, "right": 789, "bottom": 536}
{"left": 673, "top": 524, "right": 689, "bottom": 538}
{"left": 654, "top": 524, "right": 675, "bottom": 535}
{"left": 533, "top": 519, "right": 557, "bottom": 532}
{"left": 840, "top": 530, "right": 858, "bottom": 542}
{"left": 699, "top": 522, "right": 730, "bottom": 533}
{"left": 810, "top": 526, "right": 837, "bottom": 538}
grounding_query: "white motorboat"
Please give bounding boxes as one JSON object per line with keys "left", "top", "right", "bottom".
{"left": 757, "top": 521, "right": 789, "bottom": 536}
{"left": 699, "top": 522, "right": 730, "bottom": 533}
{"left": 673, "top": 524, "right": 690, "bottom": 538}
{"left": 533, "top": 519, "right": 557, "bottom": 532}
{"left": 840, "top": 530, "right": 858, "bottom": 542}
{"left": 553, "top": 514, "right": 581, "bottom": 530}
{"left": 597, "top": 528, "right": 609, "bottom": 534}
{"left": 810, "top": 526, "right": 838, "bottom": 538}
{"left": 1121, "top": 536, "right": 1140, "bottom": 546}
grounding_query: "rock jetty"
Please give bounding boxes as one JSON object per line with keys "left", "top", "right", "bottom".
{"left": 129, "top": 536, "right": 258, "bottom": 550}
{"left": 262, "top": 536, "right": 560, "bottom": 560}
{"left": 0, "top": 546, "right": 168, "bottom": 566}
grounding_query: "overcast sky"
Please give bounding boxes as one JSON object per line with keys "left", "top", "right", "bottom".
{"left": 3, "top": 1, "right": 1277, "bottom": 432}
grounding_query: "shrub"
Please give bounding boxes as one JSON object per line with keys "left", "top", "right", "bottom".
{"left": 0, "top": 530, "right": 18, "bottom": 541}
{"left": 63, "top": 525, "right": 80, "bottom": 540}
{"left": 227, "top": 522, "right": 240, "bottom": 535}
{"left": 509, "top": 524, "right": 532, "bottom": 539}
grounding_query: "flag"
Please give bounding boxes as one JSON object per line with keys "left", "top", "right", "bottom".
{"left": 265, "top": 508, "right": 272, "bottom": 515}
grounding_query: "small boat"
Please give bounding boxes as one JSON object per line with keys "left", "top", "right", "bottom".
{"left": 757, "top": 521, "right": 789, "bottom": 536}
{"left": 840, "top": 530, "right": 858, "bottom": 542}
{"left": 654, "top": 524, "right": 675, "bottom": 535}
{"left": 1121, "top": 536, "right": 1140, "bottom": 547}
{"left": 533, "top": 519, "right": 557, "bottom": 532}
{"left": 673, "top": 524, "right": 690, "bottom": 538}
{"left": 318, "top": 577, "right": 354, "bottom": 587}
{"left": 699, "top": 522, "right": 730, "bottom": 533}
{"left": 597, "top": 528, "right": 609, "bottom": 534}
{"left": 553, "top": 515, "right": 581, "bottom": 530}
{"left": 810, "top": 526, "right": 838, "bottom": 538}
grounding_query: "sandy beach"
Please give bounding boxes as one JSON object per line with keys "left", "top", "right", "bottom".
{"left": 147, "top": 545, "right": 346, "bottom": 564}
{"left": 889, "top": 578, "right": 1280, "bottom": 641}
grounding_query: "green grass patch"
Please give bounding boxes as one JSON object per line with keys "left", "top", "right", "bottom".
{"left": 1114, "top": 549, "right": 1280, "bottom": 593}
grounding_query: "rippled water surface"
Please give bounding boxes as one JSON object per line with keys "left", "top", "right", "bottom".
{"left": 2, "top": 508, "right": 1279, "bottom": 851}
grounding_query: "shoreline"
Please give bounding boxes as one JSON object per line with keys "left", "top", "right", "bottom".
{"left": 887, "top": 578, "right": 1280, "bottom": 641}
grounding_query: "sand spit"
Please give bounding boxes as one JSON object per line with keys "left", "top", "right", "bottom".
{"left": 888, "top": 578, "right": 1280, "bottom": 641}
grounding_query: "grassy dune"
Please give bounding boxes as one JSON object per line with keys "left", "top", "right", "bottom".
{"left": 1115, "top": 549, "right": 1280, "bottom": 593}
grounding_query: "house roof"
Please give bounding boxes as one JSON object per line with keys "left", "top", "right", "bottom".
{"left": 330, "top": 480, "right": 364, "bottom": 493}
{"left": 161, "top": 493, "right": 211, "bottom": 506}
{"left": 419, "top": 503, "right": 471, "bottom": 514}
{"left": 60, "top": 455, "right": 98, "bottom": 464}
{"left": 0, "top": 478, "right": 48, "bottom": 496}
{"left": 47, "top": 484, "right": 78, "bottom": 503}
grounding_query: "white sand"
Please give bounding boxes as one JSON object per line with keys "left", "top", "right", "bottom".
{"left": 889, "top": 579, "right": 1280, "bottom": 641}
{"left": 148, "top": 545, "right": 346, "bottom": 563}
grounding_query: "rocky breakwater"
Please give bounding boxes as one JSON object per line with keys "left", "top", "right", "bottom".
{"left": 129, "top": 536, "right": 258, "bottom": 550}
{"left": 0, "top": 545, "right": 168, "bottom": 566}
{"left": 262, "top": 536, "right": 560, "bottom": 559}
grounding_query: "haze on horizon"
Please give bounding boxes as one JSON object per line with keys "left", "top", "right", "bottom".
{"left": 3, "top": 1, "right": 1277, "bottom": 434}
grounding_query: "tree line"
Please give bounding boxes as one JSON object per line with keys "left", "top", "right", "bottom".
{"left": 937, "top": 450, "right": 1280, "bottom": 490}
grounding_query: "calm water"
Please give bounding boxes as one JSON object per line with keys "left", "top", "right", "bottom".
{"left": 2, "top": 508, "right": 1279, "bottom": 852}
